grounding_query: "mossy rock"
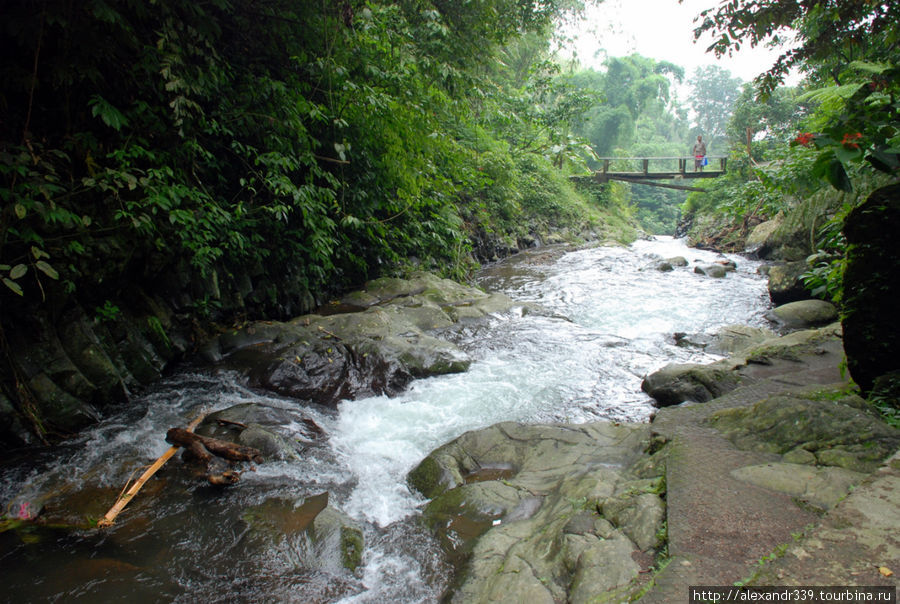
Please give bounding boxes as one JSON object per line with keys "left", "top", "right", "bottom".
{"left": 409, "top": 421, "right": 652, "bottom": 602}
{"left": 601, "top": 489, "right": 666, "bottom": 551}
{"left": 745, "top": 215, "right": 784, "bottom": 257}
{"left": 568, "top": 533, "right": 642, "bottom": 604}
{"left": 842, "top": 183, "right": 900, "bottom": 394}
{"left": 707, "top": 386, "right": 900, "bottom": 473}
{"left": 641, "top": 363, "right": 740, "bottom": 406}
{"left": 408, "top": 454, "right": 448, "bottom": 499}
{"left": 730, "top": 463, "right": 865, "bottom": 510}
{"left": 197, "top": 272, "right": 542, "bottom": 406}
{"left": 422, "top": 480, "right": 523, "bottom": 560}
{"left": 766, "top": 300, "right": 838, "bottom": 330}
{"left": 739, "top": 323, "right": 841, "bottom": 365}
{"left": 694, "top": 264, "right": 727, "bottom": 278}
{"left": 766, "top": 261, "right": 809, "bottom": 304}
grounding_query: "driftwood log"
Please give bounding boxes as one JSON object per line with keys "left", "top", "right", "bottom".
{"left": 165, "top": 428, "right": 265, "bottom": 464}
{"left": 166, "top": 428, "right": 264, "bottom": 486}
{"left": 98, "top": 412, "right": 209, "bottom": 527}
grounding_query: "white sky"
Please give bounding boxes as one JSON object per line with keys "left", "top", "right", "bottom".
{"left": 559, "top": 0, "right": 799, "bottom": 92}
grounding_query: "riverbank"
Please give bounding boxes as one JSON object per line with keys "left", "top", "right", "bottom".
{"left": 409, "top": 322, "right": 900, "bottom": 601}
{"left": 1, "top": 237, "right": 779, "bottom": 601}
{"left": 7, "top": 238, "right": 897, "bottom": 601}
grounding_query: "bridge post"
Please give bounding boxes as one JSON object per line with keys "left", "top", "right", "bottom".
{"left": 679, "top": 158, "right": 686, "bottom": 174}
{"left": 720, "top": 157, "right": 727, "bottom": 172}
{"left": 642, "top": 159, "right": 649, "bottom": 174}
{"left": 603, "top": 159, "right": 610, "bottom": 174}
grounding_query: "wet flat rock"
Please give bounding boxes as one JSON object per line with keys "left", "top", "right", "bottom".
{"left": 408, "top": 421, "right": 667, "bottom": 603}
{"left": 199, "top": 272, "right": 530, "bottom": 407}
{"left": 642, "top": 323, "right": 844, "bottom": 407}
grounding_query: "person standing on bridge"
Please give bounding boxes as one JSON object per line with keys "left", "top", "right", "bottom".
{"left": 693, "top": 135, "right": 707, "bottom": 172}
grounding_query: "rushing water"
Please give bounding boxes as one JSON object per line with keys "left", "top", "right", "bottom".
{"left": 0, "top": 237, "right": 771, "bottom": 602}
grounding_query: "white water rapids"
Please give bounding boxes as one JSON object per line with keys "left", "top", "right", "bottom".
{"left": 0, "top": 237, "right": 772, "bottom": 602}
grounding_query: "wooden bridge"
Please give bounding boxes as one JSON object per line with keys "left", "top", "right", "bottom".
{"left": 576, "top": 156, "right": 728, "bottom": 192}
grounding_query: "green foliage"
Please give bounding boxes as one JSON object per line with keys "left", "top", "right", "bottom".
{"left": 572, "top": 55, "right": 684, "bottom": 159}
{"left": 94, "top": 300, "right": 121, "bottom": 323}
{"left": 799, "top": 216, "right": 847, "bottom": 303}
{"left": 727, "top": 84, "right": 811, "bottom": 154}
{"left": 790, "top": 61, "right": 900, "bottom": 192}
{"left": 693, "top": 1, "right": 900, "bottom": 96}
{"left": 869, "top": 394, "right": 900, "bottom": 430}
{"left": 687, "top": 65, "right": 743, "bottom": 149}
{"left": 569, "top": 54, "right": 691, "bottom": 233}
{"left": 695, "top": 1, "right": 900, "bottom": 191}
{"left": 0, "top": 0, "right": 607, "bottom": 319}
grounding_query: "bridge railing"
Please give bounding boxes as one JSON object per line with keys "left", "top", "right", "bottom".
{"left": 595, "top": 156, "right": 727, "bottom": 175}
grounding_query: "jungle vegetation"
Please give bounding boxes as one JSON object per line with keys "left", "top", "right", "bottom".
{"left": 1, "top": 0, "right": 634, "bottom": 317}
{"left": 680, "top": 0, "right": 900, "bottom": 303}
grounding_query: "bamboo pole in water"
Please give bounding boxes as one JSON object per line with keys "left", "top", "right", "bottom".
{"left": 96, "top": 411, "right": 207, "bottom": 528}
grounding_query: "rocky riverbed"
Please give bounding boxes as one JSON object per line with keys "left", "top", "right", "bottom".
{"left": 407, "top": 322, "right": 900, "bottom": 602}
{"left": 2, "top": 237, "right": 897, "bottom": 602}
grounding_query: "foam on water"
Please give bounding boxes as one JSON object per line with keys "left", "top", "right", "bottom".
{"left": 0, "top": 236, "right": 771, "bottom": 602}
{"left": 329, "top": 237, "right": 770, "bottom": 529}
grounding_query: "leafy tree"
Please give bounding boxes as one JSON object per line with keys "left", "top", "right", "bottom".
{"left": 687, "top": 65, "right": 742, "bottom": 150}
{"left": 566, "top": 54, "right": 690, "bottom": 233}
{"left": 0, "top": 0, "right": 603, "bottom": 302}
{"left": 690, "top": 0, "right": 900, "bottom": 94}
{"left": 689, "top": 0, "right": 900, "bottom": 190}
{"left": 726, "top": 84, "right": 810, "bottom": 158}
{"left": 572, "top": 55, "right": 683, "bottom": 158}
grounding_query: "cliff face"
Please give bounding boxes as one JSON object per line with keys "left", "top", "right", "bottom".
{"left": 0, "top": 252, "right": 324, "bottom": 449}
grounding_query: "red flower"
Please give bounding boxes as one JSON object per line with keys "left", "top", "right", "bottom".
{"left": 793, "top": 132, "right": 815, "bottom": 146}
{"left": 841, "top": 132, "right": 863, "bottom": 149}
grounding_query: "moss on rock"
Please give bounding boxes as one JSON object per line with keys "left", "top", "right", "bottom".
{"left": 408, "top": 455, "right": 447, "bottom": 499}
{"left": 707, "top": 386, "right": 900, "bottom": 473}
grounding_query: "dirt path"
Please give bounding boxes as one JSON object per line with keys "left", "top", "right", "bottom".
{"left": 641, "top": 335, "right": 899, "bottom": 601}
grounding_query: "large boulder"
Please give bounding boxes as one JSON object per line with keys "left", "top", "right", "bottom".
{"left": 707, "top": 386, "right": 900, "bottom": 473}
{"left": 641, "top": 363, "right": 740, "bottom": 406}
{"left": 408, "top": 421, "right": 661, "bottom": 602}
{"left": 200, "top": 272, "right": 528, "bottom": 407}
{"left": 766, "top": 300, "right": 838, "bottom": 330}
{"left": 737, "top": 323, "right": 843, "bottom": 366}
{"left": 766, "top": 261, "right": 809, "bottom": 304}
{"left": 745, "top": 215, "right": 785, "bottom": 258}
{"left": 841, "top": 184, "right": 900, "bottom": 395}
{"left": 746, "top": 208, "right": 822, "bottom": 261}
{"left": 646, "top": 324, "right": 844, "bottom": 407}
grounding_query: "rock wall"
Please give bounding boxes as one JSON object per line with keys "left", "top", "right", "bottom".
{"left": 0, "top": 255, "right": 322, "bottom": 449}
{"left": 841, "top": 183, "right": 900, "bottom": 395}
{"left": 0, "top": 251, "right": 540, "bottom": 449}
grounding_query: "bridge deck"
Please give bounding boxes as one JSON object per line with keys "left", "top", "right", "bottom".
{"left": 568, "top": 156, "right": 728, "bottom": 192}
{"left": 593, "top": 156, "right": 727, "bottom": 181}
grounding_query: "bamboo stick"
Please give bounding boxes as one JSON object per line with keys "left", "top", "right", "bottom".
{"left": 96, "top": 411, "right": 207, "bottom": 528}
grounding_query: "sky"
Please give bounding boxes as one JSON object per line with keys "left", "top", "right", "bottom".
{"left": 559, "top": 0, "right": 799, "bottom": 90}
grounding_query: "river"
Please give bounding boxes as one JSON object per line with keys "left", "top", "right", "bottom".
{"left": 0, "top": 237, "right": 771, "bottom": 602}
